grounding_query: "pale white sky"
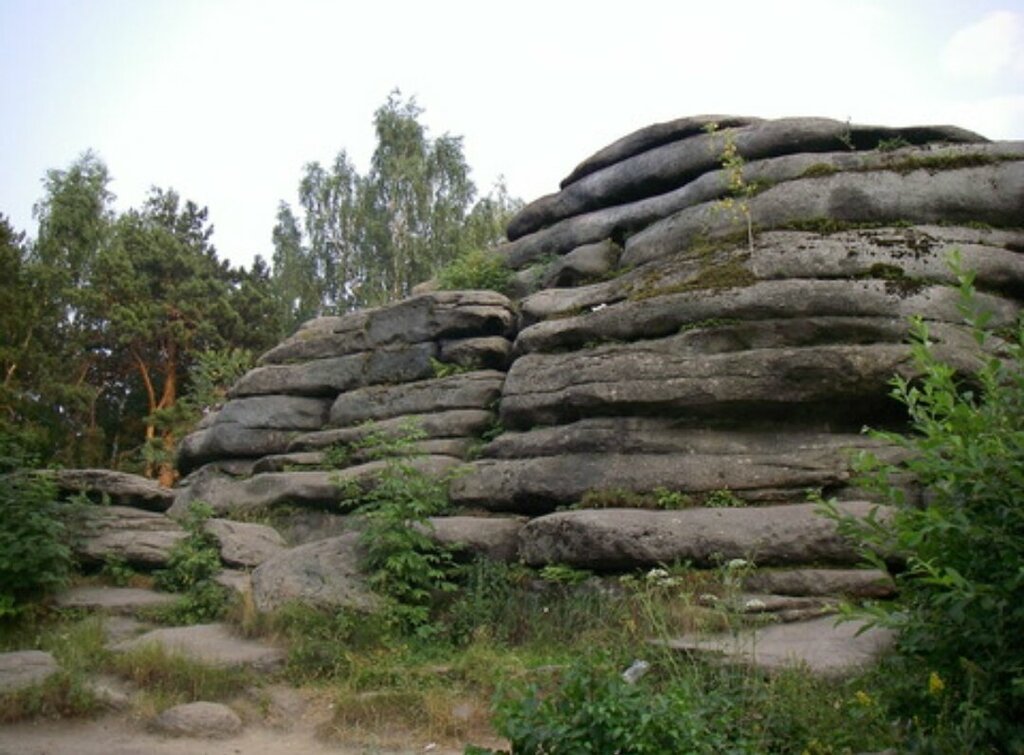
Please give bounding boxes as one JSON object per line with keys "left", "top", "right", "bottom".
{"left": 2, "top": 0, "right": 1022, "bottom": 268}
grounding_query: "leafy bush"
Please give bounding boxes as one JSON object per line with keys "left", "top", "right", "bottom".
{"left": 436, "top": 248, "right": 511, "bottom": 293}
{"left": 152, "top": 501, "right": 228, "bottom": 623}
{"left": 0, "top": 436, "right": 73, "bottom": 617}
{"left": 337, "top": 421, "right": 457, "bottom": 635}
{"left": 473, "top": 654, "right": 895, "bottom": 754}
{"left": 822, "top": 258, "right": 1024, "bottom": 749}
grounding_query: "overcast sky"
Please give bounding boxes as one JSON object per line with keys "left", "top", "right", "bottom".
{"left": 2, "top": 0, "right": 1022, "bottom": 268}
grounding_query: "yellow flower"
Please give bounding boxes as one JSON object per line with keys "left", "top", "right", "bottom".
{"left": 854, "top": 690, "right": 874, "bottom": 706}
{"left": 928, "top": 671, "right": 945, "bottom": 696}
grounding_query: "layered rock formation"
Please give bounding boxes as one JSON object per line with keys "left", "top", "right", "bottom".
{"left": 157, "top": 114, "right": 1021, "bottom": 609}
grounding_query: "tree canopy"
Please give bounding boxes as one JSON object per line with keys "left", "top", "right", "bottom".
{"left": 272, "top": 92, "right": 520, "bottom": 332}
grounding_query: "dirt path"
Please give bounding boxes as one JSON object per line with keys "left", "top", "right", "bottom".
{"left": 0, "top": 713, "right": 478, "bottom": 755}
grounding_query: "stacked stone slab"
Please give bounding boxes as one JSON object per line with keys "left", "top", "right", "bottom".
{"left": 172, "top": 291, "right": 516, "bottom": 515}
{"left": 446, "top": 115, "right": 1024, "bottom": 581}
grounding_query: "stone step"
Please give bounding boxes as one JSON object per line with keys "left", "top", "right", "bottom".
{"left": 109, "top": 623, "right": 285, "bottom": 672}
{"left": 55, "top": 586, "right": 178, "bottom": 615}
{"left": 656, "top": 615, "right": 894, "bottom": 677}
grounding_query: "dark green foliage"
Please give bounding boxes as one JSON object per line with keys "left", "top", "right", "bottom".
{"left": 822, "top": 255, "right": 1024, "bottom": 750}
{"left": 0, "top": 436, "right": 73, "bottom": 617}
{"left": 436, "top": 248, "right": 512, "bottom": 293}
{"left": 474, "top": 653, "right": 895, "bottom": 754}
{"left": 273, "top": 92, "right": 520, "bottom": 316}
{"left": 338, "top": 422, "right": 457, "bottom": 634}
{"left": 152, "top": 501, "right": 228, "bottom": 624}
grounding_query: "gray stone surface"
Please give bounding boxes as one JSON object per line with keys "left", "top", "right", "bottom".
{"left": 257, "top": 290, "right": 516, "bottom": 365}
{"left": 0, "top": 650, "right": 60, "bottom": 694}
{"left": 624, "top": 160, "right": 1024, "bottom": 267}
{"left": 558, "top": 115, "right": 762, "bottom": 189}
{"left": 742, "top": 568, "right": 896, "bottom": 598}
{"left": 204, "top": 518, "right": 287, "bottom": 568}
{"left": 54, "top": 586, "right": 178, "bottom": 615}
{"left": 420, "top": 516, "right": 525, "bottom": 562}
{"left": 287, "top": 409, "right": 495, "bottom": 451}
{"left": 230, "top": 342, "right": 438, "bottom": 398}
{"left": 111, "top": 623, "right": 285, "bottom": 671}
{"left": 170, "top": 456, "right": 463, "bottom": 516}
{"left": 504, "top": 143, "right": 1023, "bottom": 269}
{"left": 540, "top": 239, "right": 622, "bottom": 288}
{"left": 328, "top": 370, "right": 504, "bottom": 428}
{"left": 214, "top": 395, "right": 332, "bottom": 430}
{"left": 514, "top": 278, "right": 1019, "bottom": 355}
{"left": 250, "top": 532, "right": 377, "bottom": 613}
{"left": 660, "top": 616, "right": 895, "bottom": 676}
{"left": 177, "top": 425, "right": 299, "bottom": 475}
{"left": 151, "top": 701, "right": 242, "bottom": 738}
{"left": 74, "top": 506, "right": 186, "bottom": 568}
{"left": 517, "top": 502, "right": 889, "bottom": 569}
{"left": 46, "top": 469, "right": 175, "bottom": 512}
{"left": 451, "top": 443, "right": 888, "bottom": 514}
{"left": 508, "top": 117, "right": 986, "bottom": 240}
{"left": 501, "top": 341, "right": 921, "bottom": 431}
{"left": 438, "top": 336, "right": 513, "bottom": 371}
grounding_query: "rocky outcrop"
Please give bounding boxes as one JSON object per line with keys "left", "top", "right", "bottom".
{"left": 177, "top": 290, "right": 515, "bottom": 475}
{"left": 158, "top": 113, "right": 1023, "bottom": 621}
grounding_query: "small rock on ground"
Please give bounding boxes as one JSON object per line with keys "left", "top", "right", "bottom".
{"left": 151, "top": 701, "right": 242, "bottom": 738}
{"left": 0, "top": 650, "right": 60, "bottom": 694}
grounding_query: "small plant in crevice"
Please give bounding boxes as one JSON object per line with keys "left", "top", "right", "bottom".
{"left": 430, "top": 357, "right": 473, "bottom": 379}
{"left": 704, "top": 122, "right": 757, "bottom": 253}
{"left": 151, "top": 501, "right": 229, "bottom": 624}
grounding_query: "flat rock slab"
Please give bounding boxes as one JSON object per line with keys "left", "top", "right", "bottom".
{"left": 0, "top": 650, "right": 60, "bottom": 694}
{"left": 46, "top": 469, "right": 175, "bottom": 512}
{"left": 518, "top": 502, "right": 889, "bottom": 569}
{"left": 110, "top": 623, "right": 285, "bottom": 672}
{"left": 55, "top": 586, "right": 177, "bottom": 615}
{"left": 660, "top": 616, "right": 895, "bottom": 676}
{"left": 151, "top": 701, "right": 242, "bottom": 738}
{"left": 742, "top": 568, "right": 895, "bottom": 599}
{"left": 74, "top": 506, "right": 186, "bottom": 568}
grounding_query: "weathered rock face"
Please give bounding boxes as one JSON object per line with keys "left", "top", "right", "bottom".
{"left": 46, "top": 469, "right": 175, "bottom": 512}
{"left": 250, "top": 532, "right": 377, "bottom": 613}
{"left": 74, "top": 506, "right": 186, "bottom": 568}
{"left": 158, "top": 114, "right": 1023, "bottom": 617}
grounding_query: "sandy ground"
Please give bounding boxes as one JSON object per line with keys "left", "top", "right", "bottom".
{"left": 0, "top": 714, "right": 484, "bottom": 755}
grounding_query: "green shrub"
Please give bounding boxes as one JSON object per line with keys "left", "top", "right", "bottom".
{"left": 822, "top": 256, "right": 1024, "bottom": 750}
{"left": 152, "top": 501, "right": 228, "bottom": 624}
{"left": 436, "top": 248, "right": 511, "bottom": 293}
{"left": 337, "top": 421, "right": 457, "bottom": 635}
{"left": 0, "top": 437, "right": 73, "bottom": 617}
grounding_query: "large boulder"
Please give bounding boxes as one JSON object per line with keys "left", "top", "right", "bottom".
{"left": 250, "top": 532, "right": 377, "bottom": 613}
{"left": 151, "top": 701, "right": 242, "bottom": 738}
{"left": 517, "top": 502, "right": 889, "bottom": 569}
{"left": 420, "top": 516, "right": 525, "bottom": 562}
